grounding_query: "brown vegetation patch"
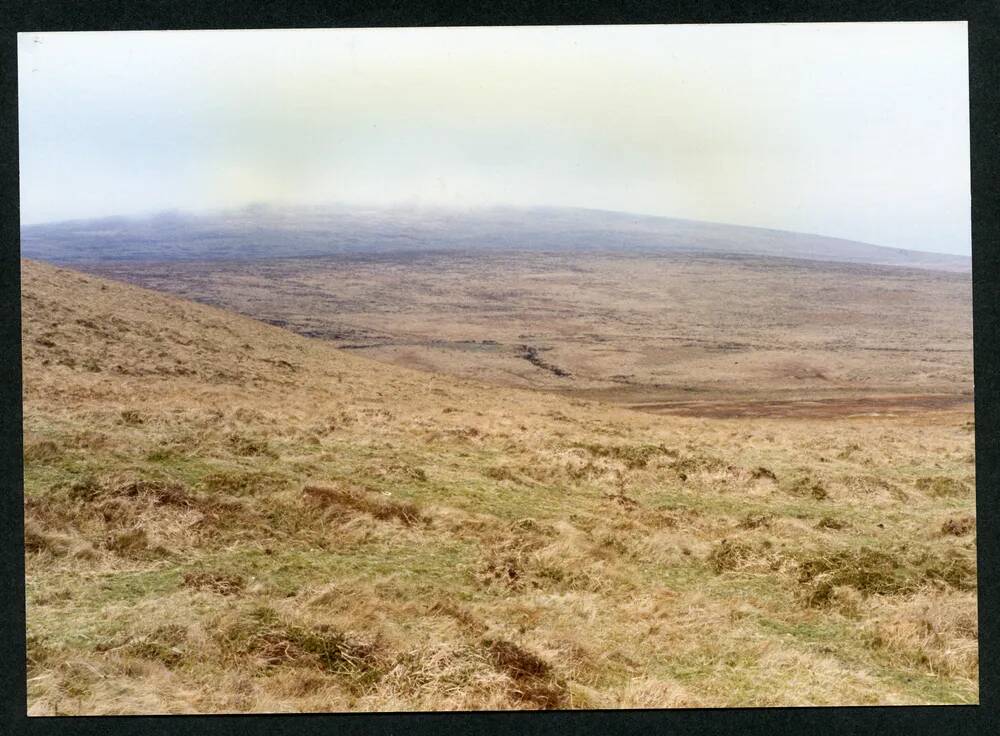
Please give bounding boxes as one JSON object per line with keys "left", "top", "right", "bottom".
{"left": 798, "top": 548, "right": 908, "bottom": 604}
{"left": 941, "top": 516, "right": 975, "bottom": 536}
{"left": 183, "top": 571, "right": 246, "bottom": 596}
{"left": 816, "top": 516, "right": 849, "bottom": 531}
{"left": 914, "top": 549, "right": 977, "bottom": 592}
{"left": 226, "top": 432, "right": 277, "bottom": 458}
{"left": 574, "top": 442, "right": 676, "bottom": 469}
{"left": 200, "top": 470, "right": 288, "bottom": 497}
{"left": 604, "top": 492, "right": 640, "bottom": 510}
{"left": 738, "top": 513, "right": 773, "bottom": 530}
{"left": 484, "top": 466, "right": 519, "bottom": 483}
{"left": 23, "top": 518, "right": 74, "bottom": 557}
{"left": 751, "top": 466, "right": 777, "bottom": 481}
{"left": 786, "top": 475, "right": 829, "bottom": 500}
{"left": 23, "top": 438, "right": 61, "bottom": 463}
{"left": 119, "top": 624, "right": 188, "bottom": 668}
{"left": 707, "top": 538, "right": 780, "bottom": 574}
{"left": 670, "top": 453, "right": 728, "bottom": 478}
{"left": 217, "top": 607, "right": 385, "bottom": 691}
{"left": 302, "top": 483, "right": 424, "bottom": 525}
{"left": 797, "top": 545, "right": 976, "bottom": 607}
{"left": 482, "top": 638, "right": 568, "bottom": 709}
{"left": 841, "top": 475, "right": 907, "bottom": 500}
{"left": 915, "top": 476, "right": 971, "bottom": 498}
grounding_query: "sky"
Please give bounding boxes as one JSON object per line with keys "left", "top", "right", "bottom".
{"left": 18, "top": 23, "right": 971, "bottom": 255}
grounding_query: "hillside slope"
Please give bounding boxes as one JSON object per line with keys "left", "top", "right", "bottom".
{"left": 21, "top": 259, "right": 977, "bottom": 713}
{"left": 21, "top": 205, "right": 970, "bottom": 271}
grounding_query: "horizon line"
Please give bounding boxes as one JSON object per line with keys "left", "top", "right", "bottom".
{"left": 19, "top": 200, "right": 971, "bottom": 260}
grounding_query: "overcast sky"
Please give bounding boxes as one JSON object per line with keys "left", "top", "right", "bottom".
{"left": 18, "top": 23, "right": 970, "bottom": 255}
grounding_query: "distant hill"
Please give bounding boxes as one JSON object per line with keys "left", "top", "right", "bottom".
{"left": 20, "top": 204, "right": 970, "bottom": 272}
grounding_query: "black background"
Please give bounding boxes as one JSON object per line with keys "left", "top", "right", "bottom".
{"left": 1, "top": 2, "right": 996, "bottom": 735}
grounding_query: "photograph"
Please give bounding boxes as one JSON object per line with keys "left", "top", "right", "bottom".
{"left": 16, "top": 22, "right": 976, "bottom": 714}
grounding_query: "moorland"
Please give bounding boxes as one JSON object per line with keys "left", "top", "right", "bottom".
{"left": 20, "top": 206, "right": 977, "bottom": 712}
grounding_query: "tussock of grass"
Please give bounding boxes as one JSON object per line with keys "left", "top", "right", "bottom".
{"left": 573, "top": 442, "right": 676, "bottom": 469}
{"left": 941, "top": 516, "right": 975, "bottom": 536}
{"left": 750, "top": 466, "right": 777, "bottom": 481}
{"left": 302, "top": 483, "right": 424, "bottom": 525}
{"left": 200, "top": 470, "right": 288, "bottom": 496}
{"left": 217, "top": 607, "right": 385, "bottom": 691}
{"left": 786, "top": 475, "right": 829, "bottom": 500}
{"left": 915, "top": 476, "right": 970, "bottom": 498}
{"left": 707, "top": 538, "right": 782, "bottom": 574}
{"left": 24, "top": 438, "right": 61, "bottom": 463}
{"left": 183, "top": 571, "right": 245, "bottom": 596}
{"left": 798, "top": 545, "right": 977, "bottom": 607}
{"left": 482, "top": 638, "right": 568, "bottom": 709}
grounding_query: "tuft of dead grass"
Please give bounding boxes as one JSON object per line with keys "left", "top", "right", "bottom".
{"left": 915, "top": 476, "right": 970, "bottom": 498}
{"left": 184, "top": 571, "right": 246, "bottom": 596}
{"left": 787, "top": 475, "right": 829, "bottom": 500}
{"left": 941, "top": 516, "right": 975, "bottom": 536}
{"left": 302, "top": 483, "right": 425, "bottom": 525}
{"left": 482, "top": 638, "right": 568, "bottom": 709}
{"left": 216, "top": 607, "right": 386, "bottom": 692}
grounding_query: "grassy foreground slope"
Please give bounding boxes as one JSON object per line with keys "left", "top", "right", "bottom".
{"left": 21, "top": 259, "right": 977, "bottom": 713}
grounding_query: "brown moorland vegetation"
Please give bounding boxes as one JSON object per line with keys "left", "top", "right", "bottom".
{"left": 81, "top": 249, "right": 973, "bottom": 412}
{"left": 21, "top": 259, "right": 976, "bottom": 713}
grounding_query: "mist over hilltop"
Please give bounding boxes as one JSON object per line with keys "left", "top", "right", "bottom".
{"left": 20, "top": 204, "right": 971, "bottom": 272}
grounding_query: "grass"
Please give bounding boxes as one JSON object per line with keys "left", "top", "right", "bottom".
{"left": 20, "top": 259, "right": 978, "bottom": 713}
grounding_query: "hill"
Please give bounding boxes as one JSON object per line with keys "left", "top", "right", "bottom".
{"left": 77, "top": 248, "right": 973, "bottom": 411}
{"left": 21, "top": 204, "right": 970, "bottom": 272}
{"left": 21, "top": 259, "right": 977, "bottom": 713}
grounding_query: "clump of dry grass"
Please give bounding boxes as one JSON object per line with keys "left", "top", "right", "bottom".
{"left": 573, "top": 442, "right": 676, "bottom": 470}
{"left": 786, "top": 475, "right": 829, "bottom": 500}
{"left": 23, "top": 518, "right": 75, "bottom": 556}
{"left": 226, "top": 432, "right": 277, "bottom": 458}
{"left": 941, "top": 516, "right": 975, "bottom": 536}
{"left": 707, "top": 538, "right": 781, "bottom": 574}
{"left": 478, "top": 531, "right": 544, "bottom": 591}
{"left": 750, "top": 466, "right": 777, "bottom": 481}
{"left": 738, "top": 513, "right": 773, "bottom": 530}
{"left": 482, "top": 638, "right": 568, "bottom": 709}
{"left": 119, "top": 624, "right": 189, "bottom": 668}
{"left": 816, "top": 516, "right": 849, "bottom": 531}
{"left": 184, "top": 571, "right": 246, "bottom": 596}
{"left": 669, "top": 452, "right": 728, "bottom": 479}
{"left": 864, "top": 591, "right": 978, "bottom": 680}
{"left": 200, "top": 471, "right": 287, "bottom": 497}
{"left": 23, "top": 437, "right": 61, "bottom": 463}
{"left": 915, "top": 476, "right": 970, "bottom": 498}
{"left": 302, "top": 483, "right": 424, "bottom": 525}
{"left": 216, "top": 607, "right": 385, "bottom": 692}
{"left": 798, "top": 547, "right": 909, "bottom": 605}
{"left": 840, "top": 474, "right": 903, "bottom": 496}
{"left": 798, "top": 544, "right": 977, "bottom": 608}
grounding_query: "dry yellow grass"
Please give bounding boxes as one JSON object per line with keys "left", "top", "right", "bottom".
{"left": 21, "top": 259, "right": 977, "bottom": 713}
